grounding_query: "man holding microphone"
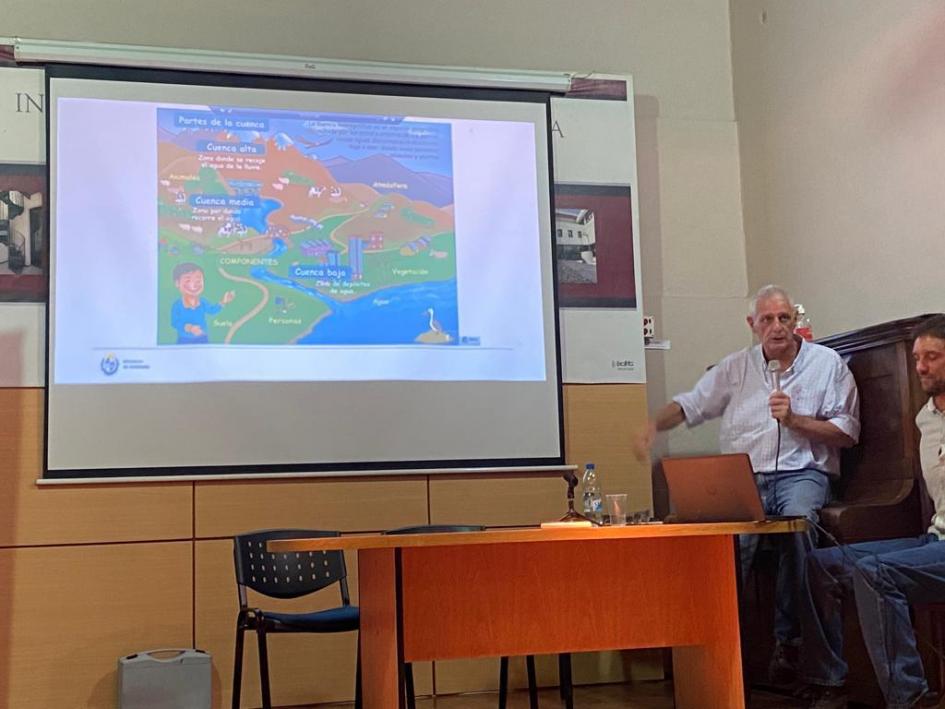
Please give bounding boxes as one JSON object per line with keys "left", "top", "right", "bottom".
{"left": 634, "top": 284, "right": 860, "bottom": 683}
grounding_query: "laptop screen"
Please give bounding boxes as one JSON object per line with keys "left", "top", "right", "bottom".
{"left": 661, "top": 453, "right": 766, "bottom": 523}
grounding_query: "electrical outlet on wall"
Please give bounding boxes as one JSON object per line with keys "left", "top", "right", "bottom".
{"left": 642, "top": 315, "right": 655, "bottom": 342}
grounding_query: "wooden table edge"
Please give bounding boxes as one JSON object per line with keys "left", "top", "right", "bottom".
{"left": 268, "top": 519, "right": 806, "bottom": 552}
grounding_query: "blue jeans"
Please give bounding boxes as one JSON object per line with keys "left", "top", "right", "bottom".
{"left": 739, "top": 468, "right": 831, "bottom": 645}
{"left": 799, "top": 534, "right": 945, "bottom": 708}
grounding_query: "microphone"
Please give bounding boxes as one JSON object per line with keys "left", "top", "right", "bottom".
{"left": 558, "top": 468, "right": 596, "bottom": 524}
{"left": 563, "top": 469, "right": 579, "bottom": 498}
{"left": 767, "top": 359, "right": 781, "bottom": 391}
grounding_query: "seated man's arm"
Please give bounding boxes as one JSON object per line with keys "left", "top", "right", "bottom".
{"left": 633, "top": 362, "right": 732, "bottom": 461}
{"left": 633, "top": 402, "right": 685, "bottom": 461}
{"left": 770, "top": 358, "right": 860, "bottom": 448}
{"left": 777, "top": 406, "right": 856, "bottom": 448}
{"left": 654, "top": 401, "right": 686, "bottom": 432}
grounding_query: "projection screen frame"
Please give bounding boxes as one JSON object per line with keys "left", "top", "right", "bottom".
{"left": 10, "top": 37, "right": 573, "bottom": 93}
{"left": 43, "top": 62, "right": 566, "bottom": 482}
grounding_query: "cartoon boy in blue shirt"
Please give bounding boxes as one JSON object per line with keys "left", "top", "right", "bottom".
{"left": 170, "top": 262, "right": 235, "bottom": 344}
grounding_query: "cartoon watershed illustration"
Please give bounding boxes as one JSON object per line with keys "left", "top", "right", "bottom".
{"left": 157, "top": 107, "right": 458, "bottom": 346}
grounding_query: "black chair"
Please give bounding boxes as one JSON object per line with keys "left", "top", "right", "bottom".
{"left": 232, "top": 529, "right": 361, "bottom": 709}
{"left": 383, "top": 524, "right": 571, "bottom": 709}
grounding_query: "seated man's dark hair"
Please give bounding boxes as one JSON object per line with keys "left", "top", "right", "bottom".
{"left": 913, "top": 314, "right": 945, "bottom": 342}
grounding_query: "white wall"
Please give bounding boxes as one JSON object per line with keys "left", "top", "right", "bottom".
{"left": 6, "top": 0, "right": 751, "bottom": 456}
{"left": 732, "top": 0, "right": 945, "bottom": 337}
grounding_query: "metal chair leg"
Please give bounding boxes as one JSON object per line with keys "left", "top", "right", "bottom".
{"left": 404, "top": 662, "right": 416, "bottom": 709}
{"left": 526, "top": 655, "right": 538, "bottom": 709}
{"left": 232, "top": 624, "right": 245, "bottom": 709}
{"left": 256, "top": 627, "right": 272, "bottom": 709}
{"left": 498, "top": 656, "right": 509, "bottom": 709}
{"left": 355, "top": 632, "right": 362, "bottom": 709}
{"left": 558, "top": 653, "right": 573, "bottom": 709}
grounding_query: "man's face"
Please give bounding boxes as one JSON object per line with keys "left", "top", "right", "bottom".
{"left": 176, "top": 270, "right": 205, "bottom": 298}
{"left": 748, "top": 296, "right": 797, "bottom": 358}
{"left": 913, "top": 335, "right": 945, "bottom": 397}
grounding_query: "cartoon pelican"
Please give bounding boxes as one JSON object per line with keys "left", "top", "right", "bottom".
{"left": 426, "top": 307, "right": 443, "bottom": 334}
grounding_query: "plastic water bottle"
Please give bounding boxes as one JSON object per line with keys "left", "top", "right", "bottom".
{"left": 582, "top": 462, "right": 603, "bottom": 523}
{"left": 795, "top": 304, "right": 814, "bottom": 341}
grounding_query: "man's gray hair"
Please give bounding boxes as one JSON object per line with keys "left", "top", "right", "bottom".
{"left": 749, "top": 285, "right": 794, "bottom": 317}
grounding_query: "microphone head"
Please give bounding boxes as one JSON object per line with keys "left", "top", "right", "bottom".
{"left": 767, "top": 358, "right": 782, "bottom": 390}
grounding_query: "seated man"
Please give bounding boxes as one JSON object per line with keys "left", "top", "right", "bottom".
{"left": 800, "top": 314, "right": 945, "bottom": 709}
{"left": 635, "top": 284, "right": 860, "bottom": 683}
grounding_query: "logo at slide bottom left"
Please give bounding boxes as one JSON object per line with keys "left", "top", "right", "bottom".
{"left": 100, "top": 353, "right": 120, "bottom": 377}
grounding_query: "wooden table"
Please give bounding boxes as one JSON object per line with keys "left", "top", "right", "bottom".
{"left": 271, "top": 520, "right": 804, "bottom": 708}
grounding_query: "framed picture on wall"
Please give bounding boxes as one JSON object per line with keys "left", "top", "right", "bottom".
{"left": 0, "top": 163, "right": 46, "bottom": 303}
{"left": 554, "top": 183, "right": 635, "bottom": 308}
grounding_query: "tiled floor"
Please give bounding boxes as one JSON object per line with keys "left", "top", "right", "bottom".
{"left": 312, "top": 681, "right": 808, "bottom": 708}
{"left": 416, "top": 683, "right": 806, "bottom": 708}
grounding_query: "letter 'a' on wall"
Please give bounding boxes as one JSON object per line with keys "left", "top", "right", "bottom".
{"left": 44, "top": 63, "right": 564, "bottom": 479}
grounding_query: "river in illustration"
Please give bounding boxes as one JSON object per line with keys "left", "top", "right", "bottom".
{"left": 250, "top": 239, "right": 458, "bottom": 345}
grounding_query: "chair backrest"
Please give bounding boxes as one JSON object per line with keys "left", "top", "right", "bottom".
{"left": 233, "top": 529, "right": 350, "bottom": 604}
{"left": 384, "top": 524, "right": 486, "bottom": 536}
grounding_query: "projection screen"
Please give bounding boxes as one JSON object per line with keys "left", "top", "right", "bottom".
{"left": 45, "top": 64, "right": 563, "bottom": 479}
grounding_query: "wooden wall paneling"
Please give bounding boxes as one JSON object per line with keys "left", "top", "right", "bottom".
{"left": 194, "top": 539, "right": 433, "bottom": 708}
{"left": 0, "top": 541, "right": 192, "bottom": 709}
{"left": 429, "top": 473, "right": 563, "bottom": 527}
{"left": 194, "top": 477, "right": 429, "bottom": 538}
{"left": 563, "top": 383, "right": 652, "bottom": 513}
{"left": 0, "top": 388, "right": 193, "bottom": 546}
{"left": 433, "top": 648, "right": 663, "bottom": 695}
{"left": 434, "top": 655, "right": 558, "bottom": 695}
{"left": 569, "top": 648, "right": 665, "bottom": 683}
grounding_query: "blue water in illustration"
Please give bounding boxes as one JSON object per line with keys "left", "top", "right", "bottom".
{"left": 252, "top": 239, "right": 458, "bottom": 345}
{"left": 299, "top": 279, "right": 458, "bottom": 345}
{"left": 236, "top": 198, "right": 281, "bottom": 234}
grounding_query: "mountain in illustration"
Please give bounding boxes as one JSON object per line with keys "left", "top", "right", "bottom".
{"left": 416, "top": 172, "right": 453, "bottom": 197}
{"left": 158, "top": 127, "right": 224, "bottom": 152}
{"left": 325, "top": 154, "right": 453, "bottom": 208}
{"left": 320, "top": 155, "right": 351, "bottom": 168}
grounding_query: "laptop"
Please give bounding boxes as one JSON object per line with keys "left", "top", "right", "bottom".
{"left": 661, "top": 453, "right": 767, "bottom": 523}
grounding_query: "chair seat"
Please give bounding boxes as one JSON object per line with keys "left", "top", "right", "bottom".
{"left": 261, "top": 605, "right": 360, "bottom": 633}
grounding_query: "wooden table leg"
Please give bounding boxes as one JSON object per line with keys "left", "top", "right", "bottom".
{"left": 358, "top": 547, "right": 402, "bottom": 709}
{"left": 671, "top": 536, "right": 745, "bottom": 709}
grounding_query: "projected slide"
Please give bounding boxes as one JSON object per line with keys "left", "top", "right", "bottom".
{"left": 52, "top": 85, "right": 552, "bottom": 387}
{"left": 157, "top": 108, "right": 458, "bottom": 347}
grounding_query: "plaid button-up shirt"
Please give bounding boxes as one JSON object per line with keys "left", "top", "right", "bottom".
{"left": 674, "top": 340, "right": 860, "bottom": 476}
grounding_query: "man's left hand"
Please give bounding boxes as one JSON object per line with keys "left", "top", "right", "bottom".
{"left": 769, "top": 391, "right": 793, "bottom": 426}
